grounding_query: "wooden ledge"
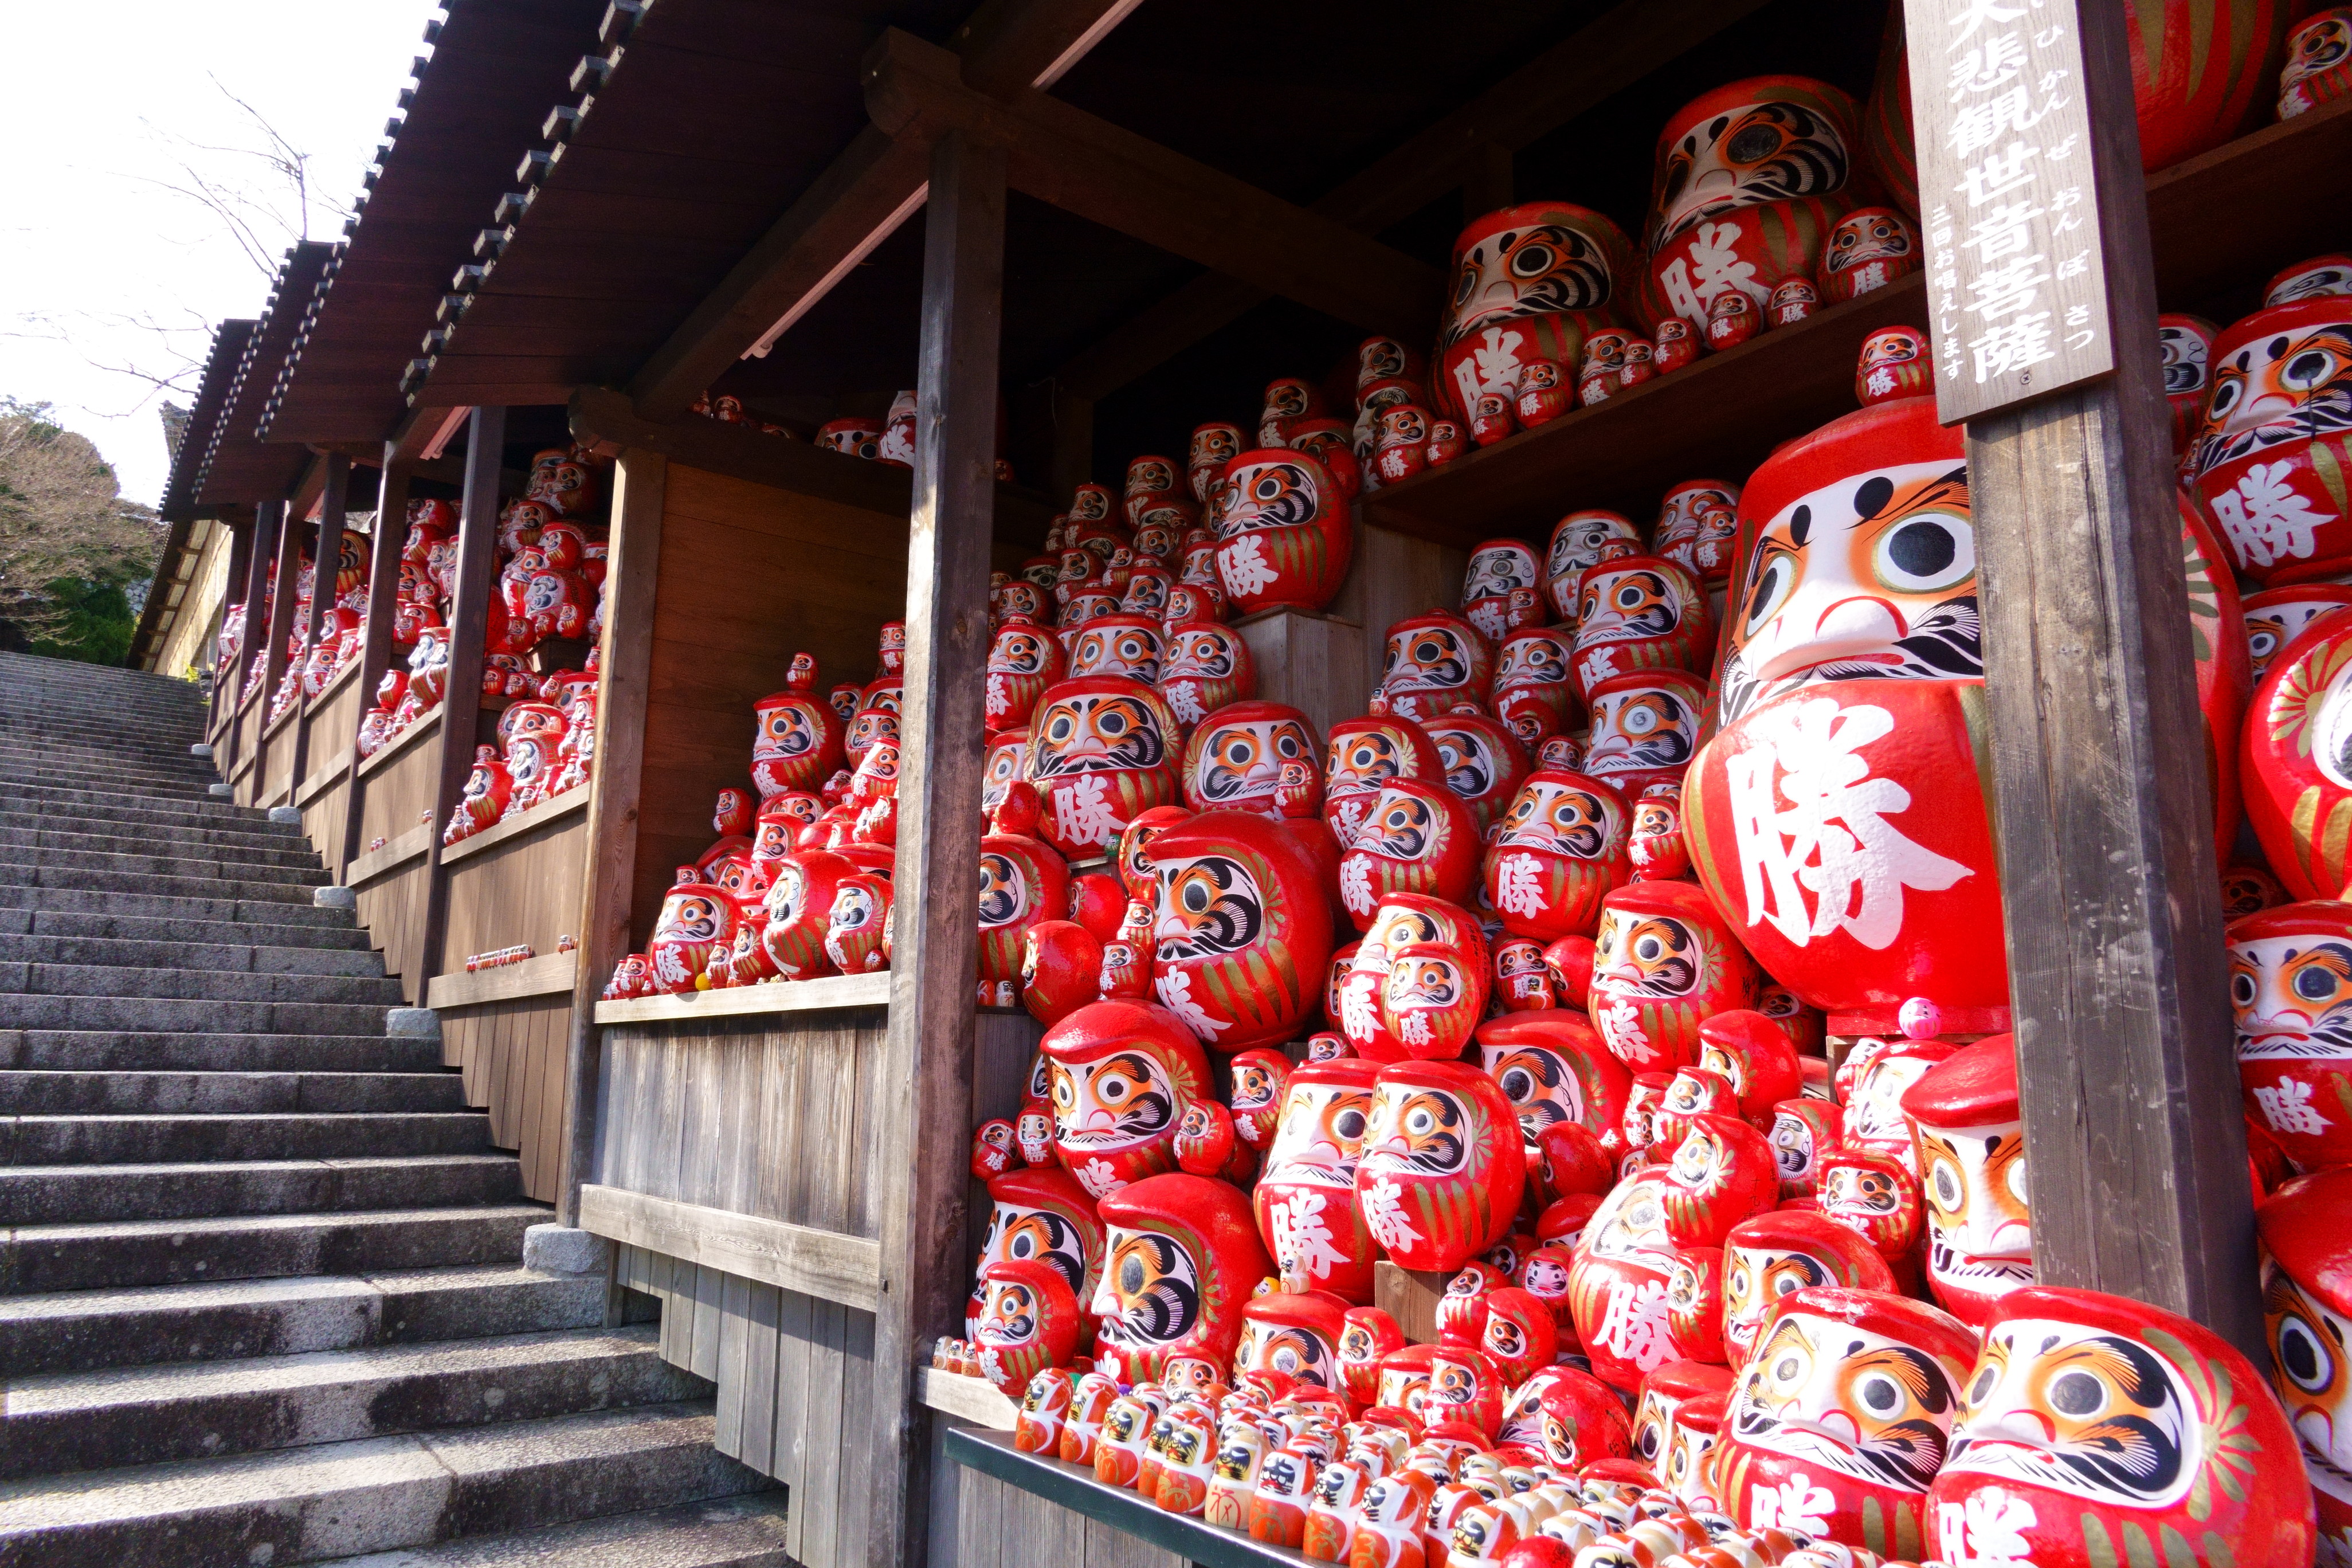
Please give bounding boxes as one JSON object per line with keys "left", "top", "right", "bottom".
{"left": 944, "top": 1428, "right": 1309, "bottom": 1567}
{"left": 262, "top": 703, "right": 300, "bottom": 742}
{"left": 428, "top": 950, "right": 578, "bottom": 1010}
{"left": 356, "top": 705, "right": 442, "bottom": 779}
{"left": 440, "top": 785, "right": 589, "bottom": 865}
{"left": 305, "top": 654, "right": 367, "bottom": 715}
{"left": 296, "top": 749, "right": 354, "bottom": 806}
{"left": 347, "top": 822, "right": 433, "bottom": 887}
{"left": 594, "top": 970, "right": 891, "bottom": 1025}
{"left": 918, "top": 1367, "right": 1018, "bottom": 1431}
{"left": 229, "top": 754, "right": 256, "bottom": 783}
{"left": 578, "top": 1184, "right": 883, "bottom": 1312}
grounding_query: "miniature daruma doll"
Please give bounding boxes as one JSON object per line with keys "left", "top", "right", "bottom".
{"left": 1718, "top": 1285, "right": 1978, "bottom": 1555}
{"left": 2256, "top": 1165, "right": 2352, "bottom": 1555}
{"left": 1354, "top": 1061, "right": 1526, "bottom": 1275}
{"left": 1023, "top": 676, "right": 1182, "bottom": 858}
{"left": 1640, "top": 77, "right": 1861, "bottom": 347}
{"left": 974, "top": 1260, "right": 1081, "bottom": 1394}
{"left": 2230, "top": 901, "right": 2352, "bottom": 1171}
{"left": 1213, "top": 448, "right": 1353, "bottom": 614}
{"left": 1145, "top": 810, "right": 1334, "bottom": 1052}
{"left": 750, "top": 656, "right": 845, "bottom": 798}
{"left": 1685, "top": 389, "right": 2008, "bottom": 1017}
{"left": 1929, "top": 1285, "right": 2316, "bottom": 1568}
{"left": 1587, "top": 880, "right": 1761, "bottom": 1073}
{"left": 1900, "top": 1035, "right": 2033, "bottom": 1326}
{"left": 1041, "top": 999, "right": 1213, "bottom": 1198}
{"left": 1089, "top": 1173, "right": 1272, "bottom": 1386}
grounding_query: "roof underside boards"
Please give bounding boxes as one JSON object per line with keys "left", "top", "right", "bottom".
{"left": 159, "top": 319, "right": 260, "bottom": 522}
{"left": 413, "top": 0, "right": 973, "bottom": 409}
{"left": 195, "top": 241, "right": 336, "bottom": 507}
{"left": 262, "top": 0, "right": 609, "bottom": 444}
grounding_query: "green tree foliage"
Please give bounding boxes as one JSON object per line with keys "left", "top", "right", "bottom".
{"left": 0, "top": 400, "right": 163, "bottom": 661}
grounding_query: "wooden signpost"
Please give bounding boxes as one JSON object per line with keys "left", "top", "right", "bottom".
{"left": 1903, "top": 0, "right": 2259, "bottom": 1356}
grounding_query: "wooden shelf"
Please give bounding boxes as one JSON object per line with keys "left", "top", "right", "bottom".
{"left": 356, "top": 705, "right": 442, "bottom": 779}
{"left": 295, "top": 748, "right": 354, "bottom": 807}
{"left": 942, "top": 1429, "right": 1320, "bottom": 1568}
{"left": 426, "top": 951, "right": 578, "bottom": 1010}
{"left": 304, "top": 654, "right": 367, "bottom": 717}
{"left": 593, "top": 970, "right": 892, "bottom": 1025}
{"left": 1358, "top": 96, "right": 2352, "bottom": 548}
{"left": 262, "top": 702, "right": 300, "bottom": 742}
{"left": 918, "top": 1367, "right": 1018, "bottom": 1431}
{"left": 347, "top": 823, "right": 432, "bottom": 888}
{"left": 439, "top": 785, "right": 589, "bottom": 865}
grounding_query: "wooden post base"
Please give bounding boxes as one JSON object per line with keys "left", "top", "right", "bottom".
{"left": 1234, "top": 606, "right": 1367, "bottom": 739}
{"left": 1373, "top": 1261, "right": 1453, "bottom": 1345}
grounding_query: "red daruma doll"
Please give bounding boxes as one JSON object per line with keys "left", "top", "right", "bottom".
{"left": 1022, "top": 676, "right": 1183, "bottom": 859}
{"left": 1435, "top": 202, "right": 1641, "bottom": 422}
{"left": 1213, "top": 448, "right": 1353, "bottom": 615}
{"left": 750, "top": 654, "right": 845, "bottom": 799}
{"left": 1088, "top": 1173, "right": 1271, "bottom": 1385}
{"left": 1143, "top": 810, "right": 1334, "bottom": 1052}
{"left": 1353, "top": 1060, "right": 1525, "bottom": 1275}
{"left": 1253, "top": 1059, "right": 1380, "bottom": 1301}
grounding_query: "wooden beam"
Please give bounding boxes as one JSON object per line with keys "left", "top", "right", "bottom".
{"left": 1055, "top": 0, "right": 1771, "bottom": 398}
{"left": 1462, "top": 141, "right": 1513, "bottom": 225}
{"left": 629, "top": 0, "right": 1144, "bottom": 419}
{"left": 426, "top": 951, "right": 579, "bottom": 1010}
{"left": 1942, "top": 0, "right": 2259, "bottom": 1355}
{"left": 348, "top": 457, "right": 413, "bottom": 872}
{"left": 556, "top": 447, "right": 665, "bottom": 1230}
{"left": 871, "top": 128, "right": 1004, "bottom": 1568}
{"left": 577, "top": 1184, "right": 884, "bottom": 1312}
{"left": 593, "top": 971, "right": 893, "bottom": 1025}
{"left": 570, "top": 386, "right": 910, "bottom": 519}
{"left": 419, "top": 405, "right": 507, "bottom": 985}
{"left": 863, "top": 30, "right": 1443, "bottom": 338}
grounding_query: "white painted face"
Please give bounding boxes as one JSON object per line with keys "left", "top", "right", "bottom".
{"left": 1464, "top": 544, "right": 1539, "bottom": 603}
{"left": 2263, "top": 1257, "right": 2352, "bottom": 1496}
{"left": 1730, "top": 1308, "right": 1964, "bottom": 1493}
{"left": 1916, "top": 1116, "right": 2033, "bottom": 1284}
{"left": 1189, "top": 718, "right": 1314, "bottom": 809}
{"left": 1769, "top": 1107, "right": 1822, "bottom": 1183}
{"left": 1943, "top": 1318, "right": 2201, "bottom": 1509}
{"left": 1261, "top": 1080, "right": 1371, "bottom": 1190}
{"left": 1049, "top": 1050, "right": 1177, "bottom": 1153}
{"left": 2230, "top": 930, "right": 2352, "bottom": 1062}
{"left": 1652, "top": 96, "right": 1850, "bottom": 246}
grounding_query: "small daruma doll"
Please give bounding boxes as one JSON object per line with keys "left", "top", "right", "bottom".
{"left": 1435, "top": 202, "right": 1641, "bottom": 422}
{"left": 1570, "top": 554, "right": 1713, "bottom": 706}
{"left": 1213, "top": 448, "right": 1353, "bottom": 615}
{"left": 1929, "top": 1285, "right": 2316, "bottom": 1568}
{"left": 1547, "top": 509, "right": 1647, "bottom": 624}
{"left": 1718, "top": 1285, "right": 1978, "bottom": 1554}
{"left": 1158, "top": 617, "right": 1257, "bottom": 732}
{"left": 974, "top": 1259, "right": 1082, "bottom": 1394}
{"left": 2230, "top": 901, "right": 2352, "bottom": 1171}
{"left": 1181, "top": 701, "right": 1319, "bottom": 818}
{"left": 1640, "top": 77, "right": 1861, "bottom": 347}
{"left": 1322, "top": 710, "right": 1444, "bottom": 845}
{"left": 1587, "top": 880, "right": 1762, "bottom": 1073}
{"left": 1900, "top": 1034, "right": 2033, "bottom": 1326}
{"left": 1146, "top": 809, "right": 1334, "bottom": 1052}
{"left": 2256, "top": 1165, "right": 2352, "bottom": 1553}
{"left": 985, "top": 615, "right": 1065, "bottom": 735}
{"left": 1253, "top": 1058, "right": 1381, "bottom": 1300}
{"left": 1460, "top": 539, "right": 1548, "bottom": 644}
{"left": 750, "top": 655, "right": 845, "bottom": 799}
{"left": 1379, "top": 610, "right": 1495, "bottom": 722}
{"left": 1024, "top": 676, "right": 1182, "bottom": 858}
{"left": 1090, "top": 1173, "right": 1272, "bottom": 1385}
{"left": 1354, "top": 1061, "right": 1527, "bottom": 1274}
{"left": 1041, "top": 999, "right": 1213, "bottom": 1198}
{"left": 1335, "top": 779, "right": 1481, "bottom": 930}
{"left": 1581, "top": 669, "right": 1707, "bottom": 798}
{"left": 1481, "top": 769, "right": 1632, "bottom": 943}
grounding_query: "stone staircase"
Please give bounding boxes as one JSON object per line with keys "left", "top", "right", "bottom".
{"left": 0, "top": 652, "right": 790, "bottom": 1566}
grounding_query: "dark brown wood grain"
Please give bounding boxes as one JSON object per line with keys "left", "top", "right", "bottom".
{"left": 420, "top": 406, "right": 508, "bottom": 985}
{"left": 287, "top": 456, "right": 351, "bottom": 804}
{"left": 1956, "top": 0, "right": 2259, "bottom": 1358}
{"left": 871, "top": 128, "right": 1004, "bottom": 1568}
{"left": 348, "top": 460, "right": 414, "bottom": 872}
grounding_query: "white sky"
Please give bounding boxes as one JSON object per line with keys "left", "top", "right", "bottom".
{"left": 2, "top": 1, "right": 442, "bottom": 507}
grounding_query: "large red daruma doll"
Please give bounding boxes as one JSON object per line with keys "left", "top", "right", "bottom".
{"left": 1436, "top": 202, "right": 1641, "bottom": 424}
{"left": 1022, "top": 676, "right": 1183, "bottom": 859}
{"left": 1090, "top": 1173, "right": 1271, "bottom": 1386}
{"left": 2255, "top": 1166, "right": 2352, "bottom": 1556}
{"left": 1041, "top": 1000, "right": 1213, "bottom": 1199}
{"left": 1213, "top": 448, "right": 1353, "bottom": 615}
{"left": 1684, "top": 393, "right": 2008, "bottom": 1015}
{"left": 2190, "top": 294, "right": 2352, "bottom": 585}
{"left": 1353, "top": 1060, "right": 1525, "bottom": 1275}
{"left": 1253, "top": 1058, "right": 1380, "bottom": 1301}
{"left": 1145, "top": 810, "right": 1334, "bottom": 1052}
{"left": 1481, "top": 769, "right": 1632, "bottom": 943}
{"left": 749, "top": 656, "right": 846, "bottom": 799}
{"left": 1639, "top": 77, "right": 1862, "bottom": 348}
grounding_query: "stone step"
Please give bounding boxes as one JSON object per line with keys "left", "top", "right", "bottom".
{"left": 0, "top": 862, "right": 324, "bottom": 908}
{"left": 3, "top": 905, "right": 370, "bottom": 950}
{"left": 0, "top": 885, "right": 354, "bottom": 930}
{"left": 0, "top": 705, "right": 207, "bottom": 731}
{"left": 0, "top": 744, "right": 217, "bottom": 782}
{"left": 319, "top": 1494, "right": 793, "bottom": 1568}
{"left": 0, "top": 1326, "right": 706, "bottom": 1479}
{"left": 0, "top": 1030, "right": 439, "bottom": 1075}
{"left": 0, "top": 825, "right": 329, "bottom": 873}
{"left": 2, "top": 1110, "right": 490, "bottom": 1166}
{"left": 0, "top": 842, "right": 325, "bottom": 888}
{"left": 0, "top": 1069, "right": 460, "bottom": 1116}
{"left": 1, "top": 1205, "right": 548, "bottom": 1295}
{"left": 0, "top": 993, "right": 393, "bottom": 1037}
{"left": 0, "top": 1400, "right": 763, "bottom": 1567}
{"left": 0, "top": 807, "right": 307, "bottom": 854}
{"left": 0, "top": 1153, "right": 520, "bottom": 1225}
{"left": 4, "top": 962, "right": 404, "bottom": 1007}
{"left": 0, "top": 766, "right": 224, "bottom": 802}
{"left": 0, "top": 932, "right": 383, "bottom": 977}
{"left": 0, "top": 1264, "right": 609, "bottom": 1377}
{"left": 0, "top": 784, "right": 298, "bottom": 834}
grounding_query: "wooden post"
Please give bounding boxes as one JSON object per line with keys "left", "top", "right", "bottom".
{"left": 420, "top": 406, "right": 505, "bottom": 984}
{"left": 871, "top": 128, "right": 1005, "bottom": 1568}
{"left": 1907, "top": 0, "right": 2259, "bottom": 1353}
{"left": 261, "top": 501, "right": 305, "bottom": 712}
{"left": 557, "top": 449, "right": 666, "bottom": 1228}
{"left": 291, "top": 455, "right": 350, "bottom": 794}
{"left": 346, "top": 457, "right": 413, "bottom": 870}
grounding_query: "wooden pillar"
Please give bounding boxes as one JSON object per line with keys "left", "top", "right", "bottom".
{"left": 291, "top": 455, "right": 351, "bottom": 791}
{"left": 261, "top": 500, "right": 304, "bottom": 708}
{"left": 235, "top": 503, "right": 283, "bottom": 703}
{"left": 218, "top": 515, "right": 254, "bottom": 688}
{"left": 556, "top": 448, "right": 666, "bottom": 1228}
{"left": 1907, "top": 0, "right": 2257, "bottom": 1353}
{"left": 347, "top": 457, "right": 413, "bottom": 869}
{"left": 420, "top": 406, "right": 505, "bottom": 983}
{"left": 871, "top": 128, "right": 1005, "bottom": 1568}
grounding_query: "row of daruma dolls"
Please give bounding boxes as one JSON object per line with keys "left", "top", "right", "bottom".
{"left": 252, "top": 530, "right": 373, "bottom": 724}
{"left": 352, "top": 454, "right": 610, "bottom": 759}
{"left": 439, "top": 651, "right": 601, "bottom": 846}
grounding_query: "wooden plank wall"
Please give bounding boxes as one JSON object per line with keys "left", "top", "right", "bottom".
{"left": 355, "top": 715, "right": 444, "bottom": 851}
{"left": 924, "top": 1424, "right": 1187, "bottom": 1568}
{"left": 628, "top": 462, "right": 911, "bottom": 948}
{"left": 442, "top": 810, "right": 591, "bottom": 965}
{"left": 593, "top": 1009, "right": 1039, "bottom": 1567}
{"left": 299, "top": 767, "right": 355, "bottom": 885}
{"left": 441, "top": 994, "right": 573, "bottom": 1200}
{"left": 232, "top": 701, "right": 265, "bottom": 805}
{"left": 354, "top": 854, "right": 433, "bottom": 1005}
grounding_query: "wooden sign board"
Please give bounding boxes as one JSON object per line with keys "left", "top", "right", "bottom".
{"left": 1903, "top": 0, "right": 2116, "bottom": 424}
